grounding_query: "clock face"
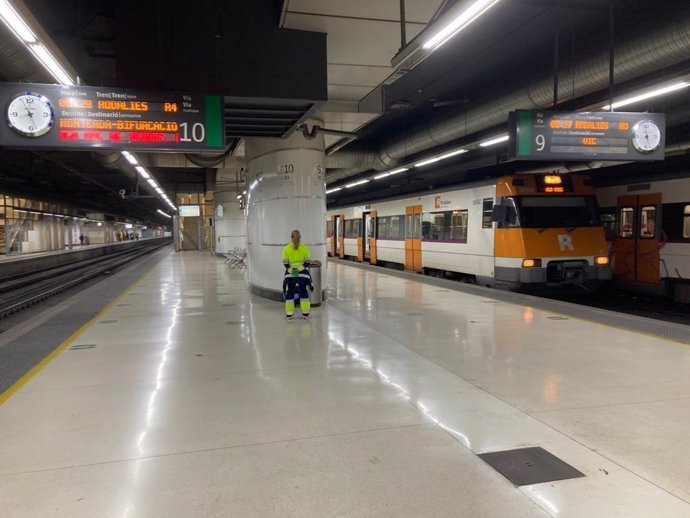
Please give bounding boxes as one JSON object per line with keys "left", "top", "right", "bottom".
{"left": 7, "top": 92, "right": 55, "bottom": 137}
{"left": 631, "top": 120, "right": 662, "bottom": 153}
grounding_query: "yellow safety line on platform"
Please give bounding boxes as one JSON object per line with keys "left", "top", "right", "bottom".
{"left": 0, "top": 257, "right": 164, "bottom": 406}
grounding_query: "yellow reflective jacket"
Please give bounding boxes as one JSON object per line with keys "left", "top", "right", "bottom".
{"left": 282, "top": 243, "right": 311, "bottom": 270}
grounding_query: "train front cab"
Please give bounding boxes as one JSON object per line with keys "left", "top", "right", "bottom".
{"left": 491, "top": 174, "right": 612, "bottom": 290}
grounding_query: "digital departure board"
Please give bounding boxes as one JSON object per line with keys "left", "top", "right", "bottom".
{"left": 0, "top": 83, "right": 224, "bottom": 152}
{"left": 509, "top": 110, "right": 666, "bottom": 162}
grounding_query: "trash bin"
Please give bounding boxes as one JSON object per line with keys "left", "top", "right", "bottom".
{"left": 309, "top": 260, "right": 323, "bottom": 306}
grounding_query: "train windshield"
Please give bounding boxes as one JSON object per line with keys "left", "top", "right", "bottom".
{"left": 515, "top": 196, "right": 600, "bottom": 228}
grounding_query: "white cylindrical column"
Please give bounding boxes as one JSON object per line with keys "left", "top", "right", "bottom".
{"left": 214, "top": 176, "right": 247, "bottom": 253}
{"left": 245, "top": 123, "right": 326, "bottom": 300}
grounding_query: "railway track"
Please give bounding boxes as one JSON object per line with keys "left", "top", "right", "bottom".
{"left": 0, "top": 239, "right": 170, "bottom": 319}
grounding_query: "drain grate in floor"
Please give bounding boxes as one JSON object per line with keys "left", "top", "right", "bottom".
{"left": 478, "top": 447, "right": 585, "bottom": 486}
{"left": 116, "top": 304, "right": 132, "bottom": 307}
{"left": 547, "top": 316, "right": 570, "bottom": 320}
{"left": 98, "top": 320, "right": 118, "bottom": 324}
{"left": 70, "top": 344, "right": 97, "bottom": 350}
{"left": 225, "top": 321, "right": 246, "bottom": 326}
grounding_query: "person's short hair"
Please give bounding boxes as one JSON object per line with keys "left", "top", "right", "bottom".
{"left": 291, "top": 229, "right": 301, "bottom": 238}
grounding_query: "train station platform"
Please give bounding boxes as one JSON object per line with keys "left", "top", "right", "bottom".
{"left": 1, "top": 252, "right": 689, "bottom": 517}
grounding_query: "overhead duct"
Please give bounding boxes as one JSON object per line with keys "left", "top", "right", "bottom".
{"left": 328, "top": 10, "right": 690, "bottom": 182}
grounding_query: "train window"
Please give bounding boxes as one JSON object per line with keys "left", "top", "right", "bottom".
{"left": 517, "top": 196, "right": 599, "bottom": 228}
{"left": 392, "top": 215, "right": 405, "bottom": 239}
{"left": 496, "top": 198, "right": 519, "bottom": 228}
{"left": 378, "top": 217, "right": 389, "bottom": 239}
{"left": 344, "top": 219, "right": 359, "bottom": 238}
{"left": 619, "top": 207, "right": 634, "bottom": 238}
{"left": 600, "top": 212, "right": 617, "bottom": 241}
{"left": 421, "top": 210, "right": 469, "bottom": 241}
{"left": 684, "top": 205, "right": 690, "bottom": 239}
{"left": 482, "top": 199, "right": 494, "bottom": 229}
{"left": 422, "top": 212, "right": 445, "bottom": 240}
{"left": 640, "top": 206, "right": 656, "bottom": 239}
{"left": 451, "top": 210, "right": 468, "bottom": 241}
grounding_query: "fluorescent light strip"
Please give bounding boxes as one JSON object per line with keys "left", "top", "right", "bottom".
{"left": 602, "top": 81, "right": 690, "bottom": 110}
{"left": 479, "top": 134, "right": 509, "bottom": 147}
{"left": 345, "top": 179, "right": 370, "bottom": 188}
{"left": 415, "top": 148, "right": 467, "bottom": 167}
{"left": 147, "top": 178, "right": 158, "bottom": 187}
{"left": 326, "top": 187, "right": 343, "bottom": 194}
{"left": 28, "top": 43, "right": 74, "bottom": 85}
{"left": 424, "top": 0, "right": 502, "bottom": 50}
{"left": 373, "top": 167, "right": 409, "bottom": 180}
{"left": 135, "top": 166, "right": 151, "bottom": 179}
{"left": 123, "top": 152, "right": 138, "bottom": 165}
{"left": 0, "top": 0, "right": 36, "bottom": 42}
{"left": 157, "top": 209, "right": 172, "bottom": 218}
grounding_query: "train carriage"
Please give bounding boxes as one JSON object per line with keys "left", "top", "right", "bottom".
{"left": 597, "top": 177, "right": 690, "bottom": 302}
{"left": 327, "top": 173, "right": 611, "bottom": 291}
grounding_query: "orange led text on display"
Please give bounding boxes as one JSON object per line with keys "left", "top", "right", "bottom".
{"left": 96, "top": 100, "right": 149, "bottom": 111}
{"left": 58, "top": 98, "right": 93, "bottom": 108}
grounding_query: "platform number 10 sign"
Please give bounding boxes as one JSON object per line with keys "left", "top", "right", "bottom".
{"left": 278, "top": 163, "right": 295, "bottom": 183}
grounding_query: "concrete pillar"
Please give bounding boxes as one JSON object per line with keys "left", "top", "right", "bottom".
{"left": 67, "top": 219, "right": 74, "bottom": 249}
{"left": 245, "top": 122, "right": 326, "bottom": 300}
{"left": 214, "top": 189, "right": 247, "bottom": 254}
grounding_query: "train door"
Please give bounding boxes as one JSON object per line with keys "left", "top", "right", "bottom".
{"left": 615, "top": 193, "right": 661, "bottom": 284}
{"left": 326, "top": 216, "right": 336, "bottom": 257}
{"left": 361, "top": 212, "right": 373, "bottom": 262}
{"left": 369, "top": 211, "right": 377, "bottom": 264}
{"left": 337, "top": 214, "right": 345, "bottom": 258}
{"left": 333, "top": 215, "right": 343, "bottom": 258}
{"left": 405, "top": 205, "right": 423, "bottom": 272}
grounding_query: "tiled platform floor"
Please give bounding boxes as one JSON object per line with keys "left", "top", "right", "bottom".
{"left": 1, "top": 252, "right": 689, "bottom": 517}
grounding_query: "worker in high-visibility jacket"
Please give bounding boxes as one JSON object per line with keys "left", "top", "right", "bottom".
{"left": 282, "top": 229, "right": 312, "bottom": 319}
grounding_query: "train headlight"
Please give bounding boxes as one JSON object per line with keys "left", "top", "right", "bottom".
{"left": 594, "top": 256, "right": 610, "bottom": 266}
{"left": 522, "top": 258, "right": 542, "bottom": 268}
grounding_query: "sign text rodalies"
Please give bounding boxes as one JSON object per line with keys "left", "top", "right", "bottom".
{"left": 434, "top": 196, "right": 452, "bottom": 209}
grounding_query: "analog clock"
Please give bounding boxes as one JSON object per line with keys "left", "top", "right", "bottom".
{"left": 7, "top": 92, "right": 55, "bottom": 137}
{"left": 631, "top": 120, "right": 662, "bottom": 153}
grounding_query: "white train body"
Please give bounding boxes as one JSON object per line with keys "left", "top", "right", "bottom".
{"left": 328, "top": 174, "right": 611, "bottom": 291}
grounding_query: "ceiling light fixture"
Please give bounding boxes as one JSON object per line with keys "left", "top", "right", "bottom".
{"left": 423, "top": 0, "right": 503, "bottom": 51}
{"left": 345, "top": 179, "right": 370, "bottom": 189}
{"left": 415, "top": 148, "right": 467, "bottom": 167}
{"left": 0, "top": 0, "right": 35, "bottom": 42}
{"left": 123, "top": 152, "right": 138, "bottom": 165}
{"left": 602, "top": 81, "right": 690, "bottom": 110}
{"left": 479, "top": 134, "right": 510, "bottom": 147}
{"left": 156, "top": 209, "right": 172, "bottom": 218}
{"left": 135, "top": 166, "right": 151, "bottom": 179}
{"left": 326, "top": 187, "right": 343, "bottom": 194}
{"left": 27, "top": 43, "right": 74, "bottom": 85}
{"left": 373, "top": 167, "right": 409, "bottom": 180}
{"left": 147, "top": 178, "right": 158, "bottom": 188}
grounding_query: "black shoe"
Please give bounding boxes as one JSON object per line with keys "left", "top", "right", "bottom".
{"left": 302, "top": 313, "right": 309, "bottom": 319}
{"left": 286, "top": 314, "right": 293, "bottom": 320}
